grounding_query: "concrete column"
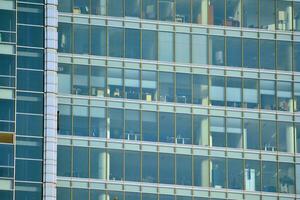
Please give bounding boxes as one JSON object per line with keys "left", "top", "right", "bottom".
{"left": 201, "top": 158, "right": 210, "bottom": 187}
{"left": 98, "top": 151, "right": 107, "bottom": 180}
{"left": 286, "top": 125, "right": 294, "bottom": 153}
{"left": 201, "top": 0, "right": 208, "bottom": 24}
{"left": 43, "top": 1, "right": 58, "bottom": 200}
{"left": 200, "top": 117, "right": 209, "bottom": 146}
{"left": 243, "top": 129, "right": 247, "bottom": 149}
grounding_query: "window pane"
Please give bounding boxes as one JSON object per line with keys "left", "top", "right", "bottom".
{"left": 210, "top": 116, "right": 225, "bottom": 147}
{"left": 108, "top": 149, "right": 124, "bottom": 181}
{"left": 17, "top": 70, "right": 43, "bottom": 92}
{"left": 0, "top": 54, "right": 15, "bottom": 76}
{"left": 176, "top": 154, "right": 192, "bottom": 185}
{"left": 57, "top": 145, "right": 71, "bottom": 177}
{"left": 176, "top": 0, "right": 191, "bottom": 23}
{"left": 0, "top": 10, "right": 15, "bottom": 32}
{"left": 16, "top": 137, "right": 42, "bottom": 159}
{"left": 226, "top": 118, "right": 242, "bottom": 148}
{"left": 193, "top": 115, "right": 209, "bottom": 146}
{"left": 18, "top": 25, "right": 43, "bottom": 47}
{"left": 57, "top": 187, "right": 71, "bottom": 200}
{"left": 159, "top": 0, "right": 174, "bottom": 21}
{"left": 58, "top": 23, "right": 72, "bottom": 53}
{"left": 125, "top": 0, "right": 140, "bottom": 17}
{"left": 58, "top": 64, "right": 72, "bottom": 94}
{"left": 297, "top": 123, "right": 300, "bottom": 153}
{"left": 159, "top": 72, "right": 174, "bottom": 102}
{"left": 244, "top": 118, "right": 259, "bottom": 150}
{"left": 159, "top": 153, "right": 174, "bottom": 184}
{"left": 159, "top": 112, "right": 174, "bottom": 143}
{"left": 226, "top": 0, "right": 241, "bottom": 27}
{"left": 73, "top": 147, "right": 89, "bottom": 178}
{"left": 125, "top": 29, "right": 140, "bottom": 59}
{"left": 209, "top": 36, "right": 224, "bottom": 66}
{"left": 245, "top": 160, "right": 261, "bottom": 191}
{"left": 192, "top": 0, "right": 207, "bottom": 24}
{"left": 91, "top": 26, "right": 106, "bottom": 56}
{"left": 260, "top": 39, "right": 275, "bottom": 70}
{"left": 108, "top": 68, "right": 123, "bottom": 98}
{"left": 260, "top": 80, "right": 275, "bottom": 110}
{"left": 74, "top": 24, "right": 89, "bottom": 54}
{"left": 0, "top": 144, "right": 13, "bottom": 166}
{"left": 276, "top": 1, "right": 292, "bottom": 31}
{"left": 211, "top": 157, "right": 226, "bottom": 188}
{"left": 243, "top": 78, "right": 258, "bottom": 109}
{"left": 142, "top": 111, "right": 157, "bottom": 142}
{"left": 175, "top": 33, "right": 190, "bottom": 63}
{"left": 109, "top": 108, "right": 124, "bottom": 139}
{"left": 58, "top": 0, "right": 72, "bottom": 12}
{"left": 90, "top": 107, "right": 106, "bottom": 138}
{"left": 193, "top": 74, "right": 208, "bottom": 105}
{"left": 226, "top": 77, "right": 241, "bottom": 107}
{"left": 73, "top": 0, "right": 89, "bottom": 14}
{"left": 262, "top": 161, "right": 277, "bottom": 192}
{"left": 91, "top": 0, "right": 106, "bottom": 15}
{"left": 73, "top": 189, "right": 89, "bottom": 200}
{"left": 16, "top": 160, "right": 42, "bottom": 181}
{"left": 142, "top": 30, "right": 157, "bottom": 60}
{"left": 108, "top": 27, "right": 124, "bottom": 57}
{"left": 210, "top": 76, "right": 225, "bottom": 106}
{"left": 73, "top": 65, "right": 89, "bottom": 95}
{"left": 158, "top": 32, "right": 174, "bottom": 62}
{"left": 90, "top": 148, "right": 106, "bottom": 179}
{"left": 141, "top": 71, "right": 157, "bottom": 102}
{"left": 125, "top": 110, "right": 140, "bottom": 141}
{"left": 294, "top": 42, "right": 300, "bottom": 72}
{"left": 73, "top": 106, "right": 89, "bottom": 136}
{"left": 277, "top": 81, "right": 292, "bottom": 112}
{"left": 278, "top": 162, "right": 295, "bottom": 194}
{"left": 277, "top": 122, "right": 294, "bottom": 153}
{"left": 90, "top": 66, "right": 106, "bottom": 97}
{"left": 242, "top": 0, "right": 258, "bottom": 28}
{"left": 295, "top": 3, "right": 300, "bottom": 31}
{"left": 15, "top": 183, "right": 42, "bottom": 200}
{"left": 17, "top": 3, "right": 43, "bottom": 25}
{"left": 243, "top": 38, "right": 258, "bottom": 68}
{"left": 58, "top": 104, "right": 72, "bottom": 135}
{"left": 142, "top": 0, "right": 157, "bottom": 20}
{"left": 16, "top": 114, "right": 43, "bottom": 136}
{"left": 261, "top": 120, "right": 276, "bottom": 152}
{"left": 176, "top": 113, "right": 192, "bottom": 145}
{"left": 0, "top": 99, "right": 14, "bottom": 121}
{"left": 125, "top": 151, "right": 140, "bottom": 182}
{"left": 17, "top": 92, "right": 43, "bottom": 114}
{"left": 194, "top": 156, "right": 209, "bottom": 187}
{"left": 209, "top": 0, "right": 225, "bottom": 26}
{"left": 228, "top": 158, "right": 243, "bottom": 189}
{"left": 226, "top": 37, "right": 241, "bottom": 67}
{"left": 259, "top": 0, "right": 275, "bottom": 30}
{"left": 277, "top": 41, "right": 292, "bottom": 71}
{"left": 124, "top": 69, "right": 140, "bottom": 100}
{"left": 125, "top": 192, "right": 140, "bottom": 200}
{"left": 90, "top": 190, "right": 106, "bottom": 200}
{"left": 176, "top": 73, "right": 191, "bottom": 103}
{"left": 192, "top": 34, "right": 207, "bottom": 65}
{"left": 142, "top": 151, "right": 157, "bottom": 183}
{"left": 108, "top": 0, "right": 123, "bottom": 17}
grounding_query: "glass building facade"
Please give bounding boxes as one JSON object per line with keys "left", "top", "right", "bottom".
{"left": 1, "top": 0, "right": 300, "bottom": 200}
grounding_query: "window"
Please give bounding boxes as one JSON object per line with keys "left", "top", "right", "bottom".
{"left": 124, "top": 69, "right": 140, "bottom": 100}
{"left": 226, "top": 0, "right": 241, "bottom": 27}
{"left": 176, "top": 154, "right": 192, "bottom": 185}
{"left": 176, "top": 73, "right": 191, "bottom": 104}
{"left": 73, "top": 106, "right": 89, "bottom": 136}
{"left": 16, "top": 114, "right": 43, "bottom": 136}
{"left": 243, "top": 38, "right": 258, "bottom": 68}
{"left": 226, "top": 77, "right": 241, "bottom": 107}
{"left": 209, "top": 36, "right": 225, "bottom": 66}
{"left": 73, "top": 65, "right": 89, "bottom": 95}
{"left": 211, "top": 157, "right": 226, "bottom": 188}
{"left": 73, "top": 189, "right": 88, "bottom": 200}
{"left": 295, "top": 3, "right": 300, "bottom": 31}
{"left": 261, "top": 120, "right": 276, "bottom": 152}
{"left": 159, "top": 112, "right": 174, "bottom": 143}
{"left": 262, "top": 161, "right": 277, "bottom": 192}
{"left": 108, "top": 68, "right": 123, "bottom": 98}
{"left": 193, "top": 74, "right": 208, "bottom": 105}
{"left": 226, "top": 37, "right": 241, "bottom": 67}
{"left": 58, "top": 23, "right": 72, "bottom": 53}
{"left": 194, "top": 156, "right": 209, "bottom": 187}
{"left": 244, "top": 118, "right": 259, "bottom": 150}
{"left": 141, "top": 71, "right": 157, "bottom": 102}
{"left": 158, "top": 31, "right": 174, "bottom": 62}
{"left": 192, "top": 0, "right": 207, "bottom": 24}
{"left": 90, "top": 107, "right": 106, "bottom": 138}
{"left": 108, "top": 149, "right": 123, "bottom": 181}
{"left": 125, "top": 0, "right": 140, "bottom": 18}
{"left": 228, "top": 158, "right": 243, "bottom": 189}
{"left": 73, "top": 147, "right": 89, "bottom": 178}
{"left": 159, "top": 153, "right": 174, "bottom": 184}
{"left": 277, "top": 81, "right": 292, "bottom": 112}
{"left": 277, "top": 41, "right": 292, "bottom": 71}
{"left": 17, "top": 92, "right": 43, "bottom": 114}
{"left": 125, "top": 29, "right": 140, "bottom": 59}
{"left": 18, "top": 48, "right": 43, "bottom": 70}
{"left": 142, "top": 30, "right": 157, "bottom": 60}
{"left": 0, "top": 54, "right": 15, "bottom": 76}
{"left": 142, "top": 0, "right": 157, "bottom": 20}
{"left": 193, "top": 115, "right": 209, "bottom": 146}
{"left": 108, "top": 0, "right": 123, "bottom": 17}
{"left": 15, "top": 183, "right": 42, "bottom": 200}
{"left": 176, "top": 113, "right": 192, "bottom": 144}
{"left": 296, "top": 123, "right": 300, "bottom": 153}
{"left": 142, "top": 111, "right": 157, "bottom": 142}
{"left": 57, "top": 145, "right": 71, "bottom": 177}
{"left": 109, "top": 108, "right": 124, "bottom": 139}
{"left": 58, "top": 104, "right": 72, "bottom": 135}
{"left": 91, "top": 26, "right": 106, "bottom": 56}
{"left": 175, "top": 33, "right": 190, "bottom": 63}
{"left": 245, "top": 160, "right": 261, "bottom": 191}
{"left": 278, "top": 162, "right": 295, "bottom": 194}
{"left": 90, "top": 66, "right": 106, "bottom": 97}
{"left": 90, "top": 148, "right": 106, "bottom": 179}
{"left": 192, "top": 34, "right": 207, "bottom": 65}
{"left": 208, "top": 0, "right": 225, "bottom": 26}
{"left": 176, "top": 0, "right": 191, "bottom": 23}
{"left": 243, "top": 78, "right": 258, "bottom": 109}
{"left": 294, "top": 42, "right": 300, "bottom": 72}
{"left": 260, "top": 80, "right": 275, "bottom": 110}
{"left": 16, "top": 137, "right": 42, "bottom": 159}
{"left": 125, "top": 151, "right": 141, "bottom": 182}
{"left": 0, "top": 98, "right": 14, "bottom": 121}
{"left": 74, "top": 0, "right": 89, "bottom": 14}
{"left": 17, "top": 70, "right": 43, "bottom": 92}
{"left": 276, "top": 1, "right": 293, "bottom": 31}
{"left": 210, "top": 116, "right": 225, "bottom": 147}
{"left": 108, "top": 27, "right": 124, "bottom": 57}
{"left": 58, "top": 0, "right": 71, "bottom": 12}
{"left": 259, "top": 0, "right": 275, "bottom": 30}
{"left": 226, "top": 118, "right": 242, "bottom": 148}
{"left": 159, "top": 0, "right": 174, "bottom": 21}
{"left": 295, "top": 83, "right": 300, "bottom": 112}
{"left": 17, "top": 25, "right": 43, "bottom": 47}
{"left": 74, "top": 24, "right": 89, "bottom": 54}
{"left": 210, "top": 76, "right": 225, "bottom": 106}
{"left": 242, "top": 0, "right": 258, "bottom": 28}
{"left": 260, "top": 39, "right": 275, "bottom": 70}
{"left": 277, "top": 121, "right": 294, "bottom": 153}
{"left": 159, "top": 72, "right": 174, "bottom": 102}
{"left": 17, "top": 3, "right": 43, "bottom": 25}
{"left": 142, "top": 151, "right": 157, "bottom": 183}
{"left": 0, "top": 10, "right": 15, "bottom": 32}
{"left": 91, "top": 0, "right": 106, "bottom": 15}
{"left": 125, "top": 110, "right": 140, "bottom": 141}
{"left": 16, "top": 159, "right": 42, "bottom": 181}
{"left": 57, "top": 187, "right": 71, "bottom": 200}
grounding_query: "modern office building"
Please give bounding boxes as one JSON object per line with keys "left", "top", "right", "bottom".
{"left": 1, "top": 0, "right": 300, "bottom": 200}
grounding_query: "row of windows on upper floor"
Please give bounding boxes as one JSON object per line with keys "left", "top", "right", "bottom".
{"left": 57, "top": 145, "right": 299, "bottom": 194}
{"left": 58, "top": 64, "right": 300, "bottom": 112}
{"left": 58, "top": 0, "right": 300, "bottom": 32}
{"left": 58, "top": 104, "right": 300, "bottom": 153}
{"left": 58, "top": 23, "right": 300, "bottom": 72}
